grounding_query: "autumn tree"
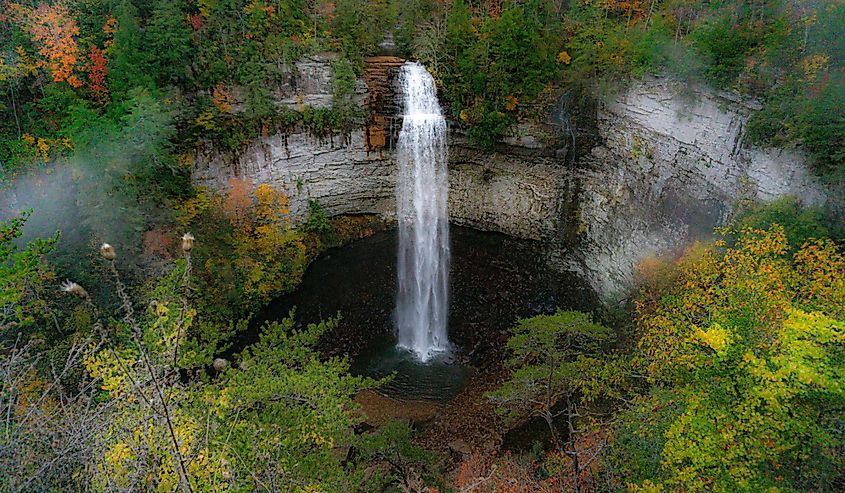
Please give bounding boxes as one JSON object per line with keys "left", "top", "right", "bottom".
{"left": 613, "top": 225, "right": 845, "bottom": 491}
{"left": 222, "top": 177, "right": 253, "bottom": 232}
{"left": 17, "top": 2, "right": 82, "bottom": 87}
{"left": 86, "top": 44, "right": 108, "bottom": 104}
{"left": 233, "top": 183, "right": 307, "bottom": 304}
{"left": 182, "top": 182, "right": 308, "bottom": 320}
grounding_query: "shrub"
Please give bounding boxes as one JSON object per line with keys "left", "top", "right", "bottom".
{"left": 733, "top": 196, "right": 831, "bottom": 251}
{"left": 615, "top": 226, "right": 845, "bottom": 491}
{"left": 689, "top": 16, "right": 758, "bottom": 85}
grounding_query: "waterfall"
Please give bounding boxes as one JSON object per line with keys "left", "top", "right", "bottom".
{"left": 395, "top": 62, "right": 450, "bottom": 362}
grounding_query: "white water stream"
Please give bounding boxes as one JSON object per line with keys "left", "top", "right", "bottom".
{"left": 395, "top": 62, "right": 450, "bottom": 362}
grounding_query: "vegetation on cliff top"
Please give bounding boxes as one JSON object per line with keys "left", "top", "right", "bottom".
{"left": 425, "top": 0, "right": 844, "bottom": 175}
{"left": 1, "top": 0, "right": 843, "bottom": 177}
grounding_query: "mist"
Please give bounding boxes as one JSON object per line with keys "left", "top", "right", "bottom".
{"left": 0, "top": 90, "right": 185, "bottom": 290}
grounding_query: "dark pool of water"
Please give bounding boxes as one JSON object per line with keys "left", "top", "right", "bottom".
{"left": 351, "top": 335, "right": 471, "bottom": 401}
{"left": 254, "top": 225, "right": 598, "bottom": 401}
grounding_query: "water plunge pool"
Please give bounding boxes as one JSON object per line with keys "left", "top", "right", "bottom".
{"left": 256, "top": 226, "right": 597, "bottom": 402}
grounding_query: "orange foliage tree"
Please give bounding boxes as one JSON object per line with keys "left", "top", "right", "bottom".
{"left": 86, "top": 45, "right": 108, "bottom": 104}
{"left": 15, "top": 2, "right": 82, "bottom": 87}
{"left": 183, "top": 181, "right": 307, "bottom": 317}
{"left": 222, "top": 177, "right": 253, "bottom": 231}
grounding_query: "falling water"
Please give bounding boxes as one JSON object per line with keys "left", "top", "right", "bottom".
{"left": 395, "top": 62, "right": 450, "bottom": 362}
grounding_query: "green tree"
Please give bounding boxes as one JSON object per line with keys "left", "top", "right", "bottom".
{"left": 733, "top": 196, "right": 831, "bottom": 252}
{"left": 489, "top": 310, "right": 611, "bottom": 443}
{"left": 356, "top": 419, "right": 443, "bottom": 492}
{"left": 0, "top": 211, "right": 57, "bottom": 336}
{"left": 35, "top": 238, "right": 382, "bottom": 492}
{"left": 442, "top": 0, "right": 561, "bottom": 147}
{"left": 488, "top": 310, "right": 615, "bottom": 492}
{"left": 331, "top": 0, "right": 391, "bottom": 60}
{"left": 107, "top": 0, "right": 153, "bottom": 102}
{"left": 146, "top": 0, "right": 193, "bottom": 87}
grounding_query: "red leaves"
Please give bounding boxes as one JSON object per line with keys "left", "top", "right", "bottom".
{"left": 189, "top": 13, "right": 204, "bottom": 31}
{"left": 87, "top": 45, "right": 109, "bottom": 104}
{"left": 142, "top": 229, "right": 175, "bottom": 259}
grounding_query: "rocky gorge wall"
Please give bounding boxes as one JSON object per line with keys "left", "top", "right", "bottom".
{"left": 191, "top": 128, "right": 569, "bottom": 241}
{"left": 193, "top": 129, "right": 397, "bottom": 220}
{"left": 192, "top": 54, "right": 571, "bottom": 239}
{"left": 192, "top": 56, "right": 829, "bottom": 300}
{"left": 571, "top": 77, "right": 828, "bottom": 298}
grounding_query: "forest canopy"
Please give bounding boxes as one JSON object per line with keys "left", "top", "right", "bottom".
{"left": 1, "top": 0, "right": 843, "bottom": 175}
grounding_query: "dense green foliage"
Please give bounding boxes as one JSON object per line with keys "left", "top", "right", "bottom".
{"left": 0, "top": 227, "right": 438, "bottom": 492}
{"left": 479, "top": 225, "right": 845, "bottom": 492}
{"left": 439, "top": 0, "right": 562, "bottom": 147}
{"left": 395, "top": 0, "right": 845, "bottom": 173}
{"left": 3, "top": 0, "right": 843, "bottom": 176}
{"left": 0, "top": 0, "right": 380, "bottom": 179}
{"left": 732, "top": 196, "right": 834, "bottom": 251}
{"left": 489, "top": 310, "right": 611, "bottom": 443}
{"left": 0, "top": 211, "right": 56, "bottom": 334}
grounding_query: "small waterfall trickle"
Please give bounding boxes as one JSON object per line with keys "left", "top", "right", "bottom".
{"left": 395, "top": 62, "right": 450, "bottom": 362}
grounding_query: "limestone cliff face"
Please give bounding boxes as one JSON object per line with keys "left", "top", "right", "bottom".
{"left": 447, "top": 144, "right": 572, "bottom": 240}
{"left": 193, "top": 130, "right": 396, "bottom": 220}
{"left": 191, "top": 55, "right": 570, "bottom": 237}
{"left": 193, "top": 55, "right": 402, "bottom": 221}
{"left": 190, "top": 125, "right": 569, "bottom": 240}
{"left": 570, "top": 78, "right": 827, "bottom": 298}
{"left": 192, "top": 57, "right": 828, "bottom": 300}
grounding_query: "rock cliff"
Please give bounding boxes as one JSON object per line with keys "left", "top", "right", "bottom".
{"left": 571, "top": 78, "right": 827, "bottom": 298}
{"left": 193, "top": 130, "right": 396, "bottom": 220}
{"left": 192, "top": 58, "right": 829, "bottom": 300}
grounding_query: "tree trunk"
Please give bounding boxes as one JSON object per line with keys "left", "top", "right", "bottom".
{"left": 566, "top": 400, "right": 581, "bottom": 493}
{"left": 643, "top": 0, "right": 657, "bottom": 32}
{"left": 543, "top": 411, "right": 561, "bottom": 449}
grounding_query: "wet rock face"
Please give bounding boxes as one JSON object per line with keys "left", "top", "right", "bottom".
{"left": 191, "top": 129, "right": 567, "bottom": 239}
{"left": 193, "top": 55, "right": 403, "bottom": 222}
